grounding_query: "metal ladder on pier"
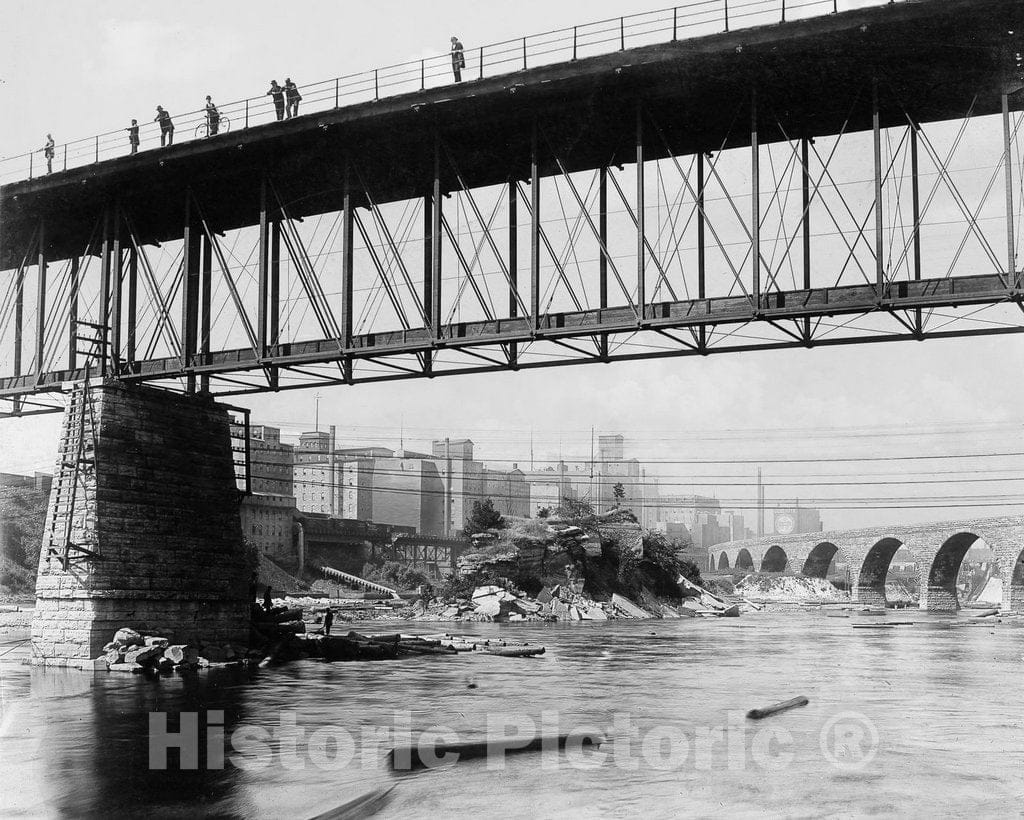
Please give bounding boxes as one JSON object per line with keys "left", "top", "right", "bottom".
{"left": 44, "top": 321, "right": 107, "bottom": 571}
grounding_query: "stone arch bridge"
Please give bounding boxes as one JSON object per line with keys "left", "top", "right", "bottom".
{"left": 712, "top": 516, "right": 1024, "bottom": 612}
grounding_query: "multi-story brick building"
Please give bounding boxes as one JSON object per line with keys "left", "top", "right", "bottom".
{"left": 482, "top": 466, "right": 530, "bottom": 518}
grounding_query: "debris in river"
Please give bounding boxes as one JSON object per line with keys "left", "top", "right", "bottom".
{"left": 388, "top": 731, "right": 606, "bottom": 772}
{"left": 746, "top": 696, "right": 810, "bottom": 720}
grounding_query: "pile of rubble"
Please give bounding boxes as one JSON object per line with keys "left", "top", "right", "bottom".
{"left": 96, "top": 628, "right": 257, "bottom": 673}
{"left": 410, "top": 583, "right": 665, "bottom": 622}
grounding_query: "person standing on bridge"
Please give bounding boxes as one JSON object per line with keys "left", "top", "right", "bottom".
{"left": 323, "top": 607, "right": 334, "bottom": 636}
{"left": 284, "top": 78, "right": 301, "bottom": 118}
{"left": 154, "top": 106, "right": 174, "bottom": 146}
{"left": 41, "top": 134, "right": 55, "bottom": 174}
{"left": 267, "top": 80, "right": 285, "bottom": 121}
{"left": 205, "top": 96, "right": 221, "bottom": 135}
{"left": 125, "top": 119, "right": 140, "bottom": 154}
{"left": 450, "top": 36, "right": 465, "bottom": 82}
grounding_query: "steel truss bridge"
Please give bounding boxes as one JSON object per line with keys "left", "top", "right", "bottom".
{"left": 1, "top": 0, "right": 1023, "bottom": 415}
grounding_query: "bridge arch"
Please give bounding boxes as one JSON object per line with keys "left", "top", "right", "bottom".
{"left": 922, "top": 532, "right": 982, "bottom": 612}
{"left": 761, "top": 545, "right": 788, "bottom": 573}
{"left": 735, "top": 548, "right": 754, "bottom": 571}
{"left": 802, "top": 542, "right": 839, "bottom": 579}
{"left": 854, "top": 537, "right": 908, "bottom": 607}
{"left": 717, "top": 552, "right": 730, "bottom": 571}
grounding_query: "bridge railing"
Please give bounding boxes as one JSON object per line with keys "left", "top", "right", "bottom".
{"left": 0, "top": 0, "right": 900, "bottom": 187}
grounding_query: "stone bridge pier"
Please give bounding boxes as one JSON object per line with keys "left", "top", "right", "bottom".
{"left": 31, "top": 382, "right": 251, "bottom": 666}
{"left": 712, "top": 518, "right": 1024, "bottom": 613}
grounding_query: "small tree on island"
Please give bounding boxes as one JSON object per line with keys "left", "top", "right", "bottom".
{"left": 612, "top": 483, "right": 625, "bottom": 505}
{"left": 464, "top": 498, "right": 506, "bottom": 534}
{"left": 555, "top": 496, "right": 594, "bottom": 524}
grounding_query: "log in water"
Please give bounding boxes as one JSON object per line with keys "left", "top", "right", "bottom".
{"left": 389, "top": 731, "right": 605, "bottom": 771}
{"left": 746, "top": 696, "right": 810, "bottom": 720}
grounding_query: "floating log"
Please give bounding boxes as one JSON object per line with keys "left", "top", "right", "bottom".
{"left": 746, "top": 696, "right": 809, "bottom": 720}
{"left": 971, "top": 608, "right": 1000, "bottom": 618}
{"left": 396, "top": 642, "right": 457, "bottom": 656}
{"left": 388, "top": 731, "right": 605, "bottom": 772}
{"left": 320, "top": 636, "right": 398, "bottom": 662}
{"left": 477, "top": 645, "right": 545, "bottom": 658}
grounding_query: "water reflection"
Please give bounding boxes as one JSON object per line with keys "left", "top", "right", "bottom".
{"left": 2, "top": 611, "right": 1024, "bottom": 818}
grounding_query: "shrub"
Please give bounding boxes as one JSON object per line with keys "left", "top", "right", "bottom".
{"left": 554, "top": 497, "right": 594, "bottom": 524}
{"left": 464, "top": 499, "right": 506, "bottom": 535}
{"left": 362, "top": 560, "right": 430, "bottom": 591}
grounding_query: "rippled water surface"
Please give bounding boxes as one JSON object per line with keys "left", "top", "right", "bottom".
{"left": 2, "top": 610, "right": 1023, "bottom": 818}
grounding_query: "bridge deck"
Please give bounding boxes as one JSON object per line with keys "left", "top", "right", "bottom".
{"left": 1, "top": 0, "right": 1022, "bottom": 267}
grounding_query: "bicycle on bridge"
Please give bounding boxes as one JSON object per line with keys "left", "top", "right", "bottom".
{"left": 195, "top": 98, "right": 231, "bottom": 139}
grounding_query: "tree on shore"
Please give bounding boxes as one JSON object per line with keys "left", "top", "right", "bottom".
{"left": 555, "top": 496, "right": 594, "bottom": 524}
{"left": 464, "top": 498, "right": 506, "bottom": 534}
{"left": 612, "top": 483, "right": 625, "bottom": 504}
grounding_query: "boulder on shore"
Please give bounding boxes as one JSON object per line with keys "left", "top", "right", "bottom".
{"left": 165, "top": 645, "right": 199, "bottom": 666}
{"left": 108, "top": 662, "right": 144, "bottom": 673}
{"left": 113, "top": 628, "right": 144, "bottom": 649}
{"left": 124, "top": 645, "right": 165, "bottom": 666}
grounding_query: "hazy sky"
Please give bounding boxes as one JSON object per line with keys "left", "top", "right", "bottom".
{"left": 2, "top": 1, "right": 1022, "bottom": 533}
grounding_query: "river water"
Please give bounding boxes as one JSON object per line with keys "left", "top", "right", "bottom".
{"left": 1, "top": 610, "right": 1022, "bottom": 818}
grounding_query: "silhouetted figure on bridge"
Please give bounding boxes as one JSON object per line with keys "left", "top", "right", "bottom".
{"left": 263, "top": 585, "right": 274, "bottom": 611}
{"left": 451, "top": 36, "right": 465, "bottom": 82}
{"left": 42, "top": 134, "right": 54, "bottom": 174}
{"left": 323, "top": 607, "right": 334, "bottom": 636}
{"left": 205, "top": 96, "right": 221, "bottom": 135}
{"left": 284, "top": 78, "right": 301, "bottom": 118}
{"left": 154, "top": 106, "right": 174, "bottom": 146}
{"left": 126, "top": 119, "right": 139, "bottom": 154}
{"left": 267, "top": 80, "right": 285, "bottom": 121}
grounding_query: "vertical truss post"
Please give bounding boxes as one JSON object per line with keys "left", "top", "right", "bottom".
{"left": 751, "top": 89, "right": 760, "bottom": 309}
{"left": 200, "top": 233, "right": 212, "bottom": 392}
{"left": 270, "top": 216, "right": 281, "bottom": 388}
{"left": 422, "top": 192, "right": 433, "bottom": 373}
{"left": 110, "top": 205, "right": 122, "bottom": 374}
{"left": 35, "top": 218, "right": 47, "bottom": 377}
{"left": 910, "top": 124, "right": 921, "bottom": 283}
{"left": 636, "top": 103, "right": 645, "bottom": 320}
{"left": 257, "top": 177, "right": 269, "bottom": 358}
{"left": 1002, "top": 92, "right": 1016, "bottom": 287}
{"left": 68, "top": 256, "right": 79, "bottom": 369}
{"left": 872, "top": 79, "right": 884, "bottom": 295}
{"left": 697, "top": 153, "right": 706, "bottom": 300}
{"left": 801, "top": 137, "right": 811, "bottom": 340}
{"left": 182, "top": 193, "right": 201, "bottom": 393}
{"left": 98, "top": 204, "right": 111, "bottom": 378}
{"left": 508, "top": 182, "right": 518, "bottom": 366}
{"left": 599, "top": 166, "right": 609, "bottom": 358}
{"left": 13, "top": 257, "right": 23, "bottom": 379}
{"left": 341, "top": 161, "right": 354, "bottom": 348}
{"left": 126, "top": 246, "right": 137, "bottom": 365}
{"left": 432, "top": 137, "right": 443, "bottom": 341}
{"left": 530, "top": 120, "right": 540, "bottom": 329}
{"left": 271, "top": 220, "right": 281, "bottom": 346}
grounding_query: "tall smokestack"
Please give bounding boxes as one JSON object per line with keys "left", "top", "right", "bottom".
{"left": 756, "top": 467, "right": 764, "bottom": 537}
{"left": 329, "top": 425, "right": 337, "bottom": 517}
